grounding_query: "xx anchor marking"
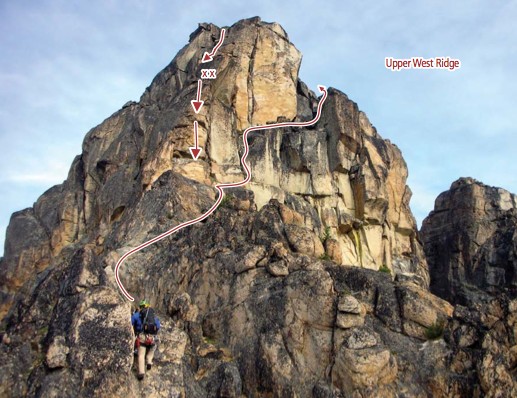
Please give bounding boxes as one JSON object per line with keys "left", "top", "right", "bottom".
{"left": 201, "top": 69, "right": 217, "bottom": 79}
{"left": 113, "top": 28, "right": 328, "bottom": 303}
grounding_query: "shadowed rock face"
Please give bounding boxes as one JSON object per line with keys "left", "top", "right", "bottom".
{"left": 1, "top": 17, "right": 515, "bottom": 397}
{"left": 421, "top": 177, "right": 517, "bottom": 397}
{"left": 421, "top": 177, "right": 517, "bottom": 304}
{"left": 0, "top": 188, "right": 454, "bottom": 397}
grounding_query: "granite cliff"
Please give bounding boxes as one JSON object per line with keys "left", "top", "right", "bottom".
{"left": 0, "top": 17, "right": 515, "bottom": 397}
{"left": 421, "top": 178, "right": 517, "bottom": 397}
{"left": 421, "top": 177, "right": 517, "bottom": 303}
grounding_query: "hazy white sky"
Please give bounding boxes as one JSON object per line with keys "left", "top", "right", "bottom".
{"left": 1, "top": 0, "right": 516, "bottom": 255}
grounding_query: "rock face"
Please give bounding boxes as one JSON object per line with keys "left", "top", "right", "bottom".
{"left": 0, "top": 19, "right": 427, "bottom": 321}
{"left": 1, "top": 17, "right": 511, "bottom": 397}
{"left": 0, "top": 196, "right": 454, "bottom": 397}
{"left": 247, "top": 84, "right": 429, "bottom": 283}
{"left": 421, "top": 177, "right": 517, "bottom": 303}
{"left": 444, "top": 295, "right": 517, "bottom": 397}
{"left": 421, "top": 177, "right": 517, "bottom": 397}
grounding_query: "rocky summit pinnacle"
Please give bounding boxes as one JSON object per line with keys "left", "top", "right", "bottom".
{"left": 422, "top": 177, "right": 517, "bottom": 302}
{"left": 1, "top": 18, "right": 516, "bottom": 397}
{"left": 0, "top": 17, "right": 427, "bottom": 320}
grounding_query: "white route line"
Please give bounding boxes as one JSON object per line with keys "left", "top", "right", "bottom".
{"left": 115, "top": 86, "right": 328, "bottom": 301}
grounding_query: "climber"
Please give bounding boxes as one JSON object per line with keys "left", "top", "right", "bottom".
{"left": 131, "top": 299, "right": 161, "bottom": 380}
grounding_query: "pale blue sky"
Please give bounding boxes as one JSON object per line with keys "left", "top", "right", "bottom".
{"left": 1, "top": 0, "right": 516, "bottom": 255}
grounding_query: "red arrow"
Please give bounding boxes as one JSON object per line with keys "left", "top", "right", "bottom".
{"left": 202, "top": 28, "right": 226, "bottom": 63}
{"left": 191, "top": 79, "right": 204, "bottom": 113}
{"left": 189, "top": 121, "right": 202, "bottom": 160}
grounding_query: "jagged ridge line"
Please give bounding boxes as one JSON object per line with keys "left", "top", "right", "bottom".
{"left": 115, "top": 87, "right": 328, "bottom": 301}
